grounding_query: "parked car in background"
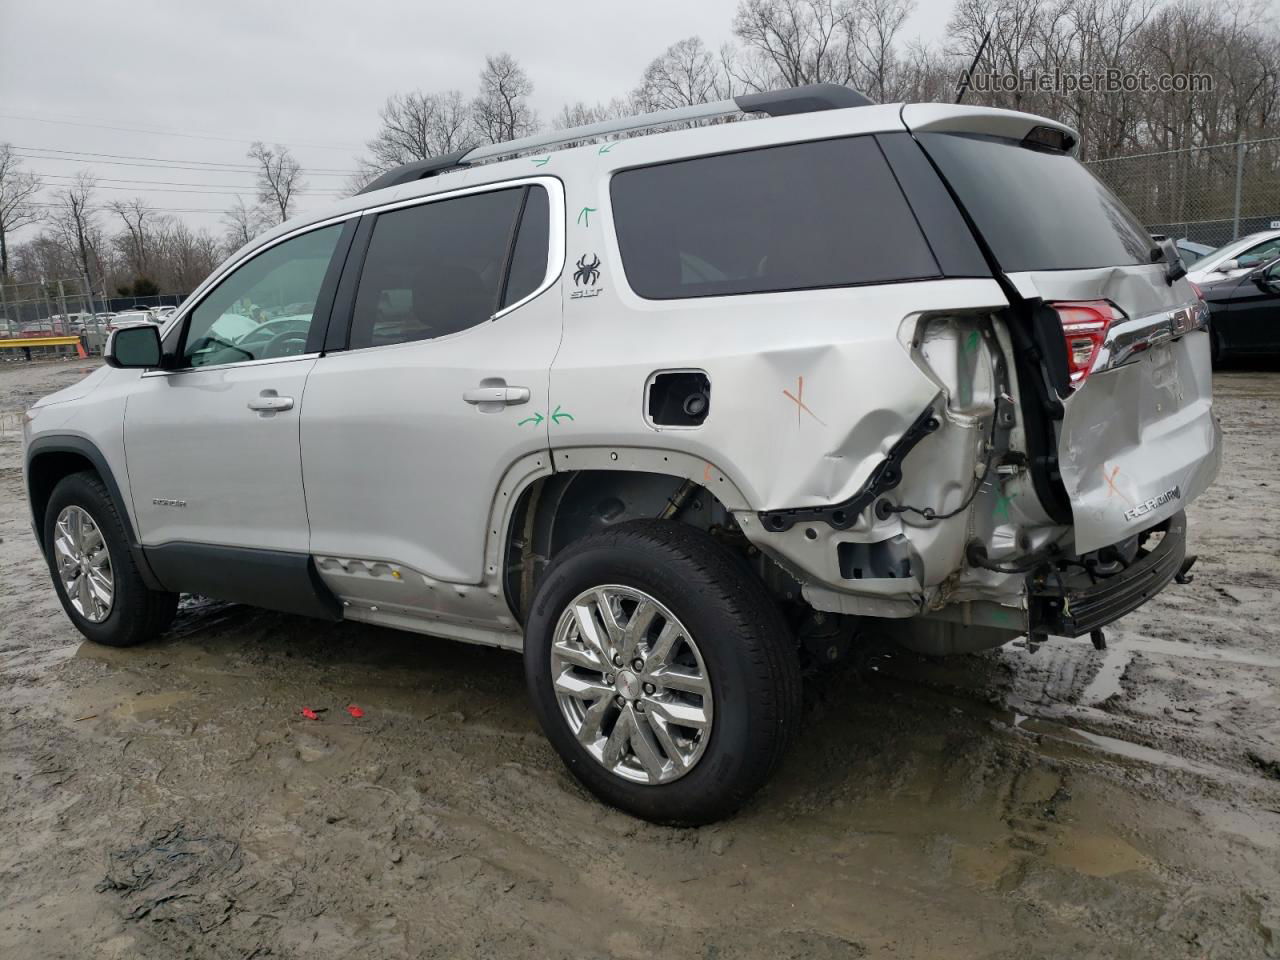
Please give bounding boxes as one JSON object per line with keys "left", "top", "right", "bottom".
{"left": 1187, "top": 229, "right": 1280, "bottom": 284}
{"left": 150, "top": 305, "right": 178, "bottom": 322}
{"left": 1175, "top": 238, "right": 1213, "bottom": 266}
{"left": 23, "top": 87, "right": 1220, "bottom": 824}
{"left": 106, "top": 311, "right": 159, "bottom": 333}
{"left": 1198, "top": 255, "right": 1280, "bottom": 362}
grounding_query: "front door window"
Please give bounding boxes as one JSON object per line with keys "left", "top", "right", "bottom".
{"left": 181, "top": 225, "right": 343, "bottom": 368}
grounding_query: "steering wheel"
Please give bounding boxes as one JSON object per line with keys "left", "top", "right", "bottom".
{"left": 259, "top": 329, "right": 309, "bottom": 359}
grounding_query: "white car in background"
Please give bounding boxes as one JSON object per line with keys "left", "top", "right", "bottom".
{"left": 106, "top": 311, "right": 160, "bottom": 333}
{"left": 1186, "top": 229, "right": 1280, "bottom": 284}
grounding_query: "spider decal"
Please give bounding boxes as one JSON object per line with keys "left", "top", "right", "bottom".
{"left": 573, "top": 254, "right": 601, "bottom": 286}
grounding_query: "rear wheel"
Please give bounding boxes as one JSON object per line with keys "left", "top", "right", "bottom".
{"left": 524, "top": 520, "right": 801, "bottom": 825}
{"left": 43, "top": 471, "right": 177, "bottom": 647}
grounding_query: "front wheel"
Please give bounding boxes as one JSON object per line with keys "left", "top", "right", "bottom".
{"left": 43, "top": 471, "right": 177, "bottom": 647}
{"left": 524, "top": 520, "right": 801, "bottom": 825}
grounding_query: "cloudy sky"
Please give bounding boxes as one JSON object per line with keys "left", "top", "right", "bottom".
{"left": 0, "top": 0, "right": 951, "bottom": 244}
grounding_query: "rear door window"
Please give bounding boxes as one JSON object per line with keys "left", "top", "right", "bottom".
{"left": 350, "top": 184, "right": 548, "bottom": 349}
{"left": 610, "top": 137, "right": 940, "bottom": 299}
{"left": 917, "top": 133, "right": 1154, "bottom": 272}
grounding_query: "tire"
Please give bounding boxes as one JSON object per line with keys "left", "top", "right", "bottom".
{"left": 524, "top": 519, "right": 801, "bottom": 825}
{"left": 43, "top": 471, "right": 178, "bottom": 647}
{"left": 1211, "top": 330, "right": 1224, "bottom": 368}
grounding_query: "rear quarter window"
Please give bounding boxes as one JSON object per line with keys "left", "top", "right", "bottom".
{"left": 610, "top": 137, "right": 940, "bottom": 299}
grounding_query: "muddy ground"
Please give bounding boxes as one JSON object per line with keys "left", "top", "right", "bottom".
{"left": 1, "top": 356, "right": 1278, "bottom": 959}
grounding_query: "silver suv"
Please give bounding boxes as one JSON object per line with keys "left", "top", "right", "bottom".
{"left": 23, "top": 86, "right": 1221, "bottom": 824}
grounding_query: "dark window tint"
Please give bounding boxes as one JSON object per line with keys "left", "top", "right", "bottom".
{"left": 501, "top": 186, "right": 550, "bottom": 308}
{"left": 610, "top": 137, "right": 939, "bottom": 299}
{"left": 918, "top": 133, "right": 1154, "bottom": 272}
{"left": 350, "top": 188, "right": 524, "bottom": 349}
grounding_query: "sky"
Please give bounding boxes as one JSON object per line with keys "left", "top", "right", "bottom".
{"left": 0, "top": 0, "right": 952, "bottom": 246}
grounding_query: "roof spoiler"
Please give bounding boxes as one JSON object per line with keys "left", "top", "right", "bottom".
{"left": 357, "top": 83, "right": 874, "bottom": 195}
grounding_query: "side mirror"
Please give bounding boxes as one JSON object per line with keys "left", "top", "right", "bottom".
{"left": 1216, "top": 258, "right": 1240, "bottom": 273}
{"left": 104, "top": 324, "right": 163, "bottom": 369}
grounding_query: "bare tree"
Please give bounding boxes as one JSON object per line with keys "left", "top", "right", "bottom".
{"left": 731, "top": 0, "right": 860, "bottom": 89}
{"left": 552, "top": 98, "right": 632, "bottom": 129}
{"left": 0, "top": 143, "right": 43, "bottom": 280}
{"left": 346, "top": 89, "right": 479, "bottom": 194}
{"left": 248, "top": 142, "right": 305, "bottom": 224}
{"left": 844, "top": 0, "right": 916, "bottom": 102}
{"left": 368, "top": 90, "right": 476, "bottom": 168}
{"left": 108, "top": 198, "right": 157, "bottom": 279}
{"left": 471, "top": 53, "right": 539, "bottom": 144}
{"left": 222, "top": 196, "right": 266, "bottom": 252}
{"left": 51, "top": 172, "right": 101, "bottom": 304}
{"left": 729, "top": 0, "right": 919, "bottom": 98}
{"left": 633, "top": 37, "right": 733, "bottom": 110}
{"left": 158, "top": 221, "right": 222, "bottom": 293}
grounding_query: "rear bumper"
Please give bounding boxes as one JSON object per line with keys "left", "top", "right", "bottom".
{"left": 1028, "top": 512, "right": 1186, "bottom": 637}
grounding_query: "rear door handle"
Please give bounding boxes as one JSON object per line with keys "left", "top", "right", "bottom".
{"left": 247, "top": 390, "right": 294, "bottom": 412}
{"left": 462, "top": 386, "right": 530, "bottom": 405}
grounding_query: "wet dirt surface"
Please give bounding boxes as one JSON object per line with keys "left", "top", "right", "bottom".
{"left": 2, "top": 358, "right": 1278, "bottom": 959}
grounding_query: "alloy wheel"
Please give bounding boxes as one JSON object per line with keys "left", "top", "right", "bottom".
{"left": 550, "top": 585, "right": 713, "bottom": 785}
{"left": 53, "top": 505, "right": 114, "bottom": 623}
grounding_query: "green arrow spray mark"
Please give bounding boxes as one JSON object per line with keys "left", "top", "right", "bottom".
{"left": 577, "top": 206, "right": 596, "bottom": 227}
{"left": 598, "top": 142, "right": 616, "bottom": 155}
{"left": 517, "top": 412, "right": 545, "bottom": 427}
{"left": 531, "top": 156, "right": 550, "bottom": 167}
{"left": 993, "top": 490, "right": 1018, "bottom": 520}
{"left": 963, "top": 330, "right": 981, "bottom": 353}
{"left": 551, "top": 406, "right": 575, "bottom": 424}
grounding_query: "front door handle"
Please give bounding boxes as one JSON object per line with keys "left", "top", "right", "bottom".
{"left": 462, "top": 386, "right": 530, "bottom": 406}
{"left": 247, "top": 390, "right": 294, "bottom": 412}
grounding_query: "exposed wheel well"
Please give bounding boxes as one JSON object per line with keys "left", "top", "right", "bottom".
{"left": 503, "top": 469, "right": 796, "bottom": 622}
{"left": 26, "top": 451, "right": 98, "bottom": 552}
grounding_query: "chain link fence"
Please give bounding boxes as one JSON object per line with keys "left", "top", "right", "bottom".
{"left": 1087, "top": 136, "right": 1280, "bottom": 250}
{"left": 1, "top": 278, "right": 185, "bottom": 358}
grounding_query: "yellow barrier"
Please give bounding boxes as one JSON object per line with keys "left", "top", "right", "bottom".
{"left": 0, "top": 336, "right": 83, "bottom": 349}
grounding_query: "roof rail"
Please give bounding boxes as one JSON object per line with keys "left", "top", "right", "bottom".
{"left": 357, "top": 83, "right": 874, "bottom": 195}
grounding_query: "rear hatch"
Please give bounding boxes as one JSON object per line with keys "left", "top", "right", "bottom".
{"left": 904, "top": 105, "right": 1221, "bottom": 553}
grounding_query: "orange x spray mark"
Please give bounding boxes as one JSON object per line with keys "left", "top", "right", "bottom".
{"left": 1102, "top": 464, "right": 1134, "bottom": 507}
{"left": 782, "top": 376, "right": 826, "bottom": 427}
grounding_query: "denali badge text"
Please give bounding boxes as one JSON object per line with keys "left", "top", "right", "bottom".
{"left": 1124, "top": 486, "right": 1179, "bottom": 522}
{"left": 152, "top": 497, "right": 187, "bottom": 508}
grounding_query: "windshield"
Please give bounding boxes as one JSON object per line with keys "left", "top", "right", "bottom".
{"left": 917, "top": 133, "right": 1154, "bottom": 272}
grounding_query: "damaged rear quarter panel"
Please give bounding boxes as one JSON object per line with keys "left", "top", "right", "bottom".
{"left": 550, "top": 272, "right": 1010, "bottom": 512}
{"left": 549, "top": 216, "right": 1011, "bottom": 598}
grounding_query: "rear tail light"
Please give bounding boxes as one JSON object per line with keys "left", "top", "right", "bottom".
{"left": 1189, "top": 280, "right": 1203, "bottom": 300}
{"left": 1049, "top": 300, "right": 1123, "bottom": 386}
